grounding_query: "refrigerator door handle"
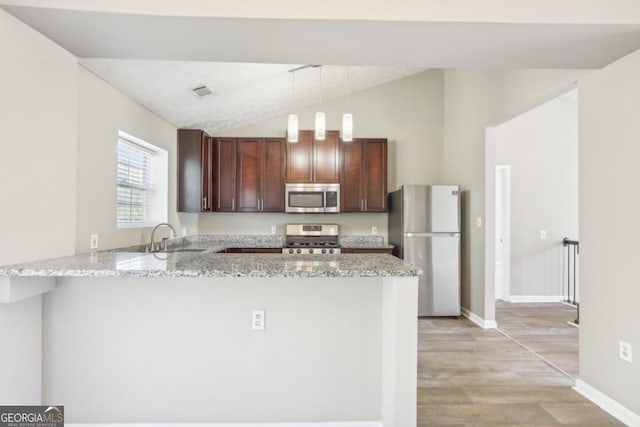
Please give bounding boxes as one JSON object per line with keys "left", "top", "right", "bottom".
{"left": 406, "top": 232, "right": 460, "bottom": 237}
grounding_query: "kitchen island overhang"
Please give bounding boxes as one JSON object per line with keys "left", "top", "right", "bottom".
{"left": 0, "top": 253, "right": 419, "bottom": 427}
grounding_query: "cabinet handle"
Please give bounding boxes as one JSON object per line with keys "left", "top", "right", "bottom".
{"left": 232, "top": 198, "right": 235, "bottom": 211}
{"left": 202, "top": 196, "right": 208, "bottom": 211}
{"left": 260, "top": 198, "right": 263, "bottom": 211}
{"left": 361, "top": 199, "right": 364, "bottom": 210}
{"left": 365, "top": 199, "right": 367, "bottom": 211}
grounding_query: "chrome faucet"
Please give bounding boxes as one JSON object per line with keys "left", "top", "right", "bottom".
{"left": 148, "top": 223, "right": 177, "bottom": 252}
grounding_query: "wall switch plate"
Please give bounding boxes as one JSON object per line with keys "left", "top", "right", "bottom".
{"left": 476, "top": 217, "right": 482, "bottom": 228}
{"left": 620, "top": 341, "right": 632, "bottom": 362}
{"left": 252, "top": 310, "right": 265, "bottom": 330}
{"left": 271, "top": 226, "right": 277, "bottom": 235}
{"left": 540, "top": 230, "right": 547, "bottom": 239}
{"left": 372, "top": 226, "right": 378, "bottom": 235}
{"left": 90, "top": 234, "right": 99, "bottom": 249}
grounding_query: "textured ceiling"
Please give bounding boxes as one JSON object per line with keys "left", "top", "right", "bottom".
{"left": 80, "top": 59, "right": 424, "bottom": 134}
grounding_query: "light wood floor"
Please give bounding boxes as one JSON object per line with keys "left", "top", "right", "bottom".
{"left": 417, "top": 303, "right": 623, "bottom": 426}
{"left": 496, "top": 301, "right": 579, "bottom": 379}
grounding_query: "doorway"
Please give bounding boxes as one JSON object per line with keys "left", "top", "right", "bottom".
{"left": 486, "top": 87, "right": 578, "bottom": 308}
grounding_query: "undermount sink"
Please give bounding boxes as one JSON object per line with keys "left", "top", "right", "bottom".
{"left": 162, "top": 248, "right": 208, "bottom": 253}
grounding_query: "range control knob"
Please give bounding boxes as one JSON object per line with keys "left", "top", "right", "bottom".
{"left": 321, "top": 249, "right": 327, "bottom": 254}
{"left": 329, "top": 249, "right": 334, "bottom": 254}
{"left": 296, "top": 248, "right": 302, "bottom": 254}
{"left": 309, "top": 248, "right": 314, "bottom": 254}
{"left": 288, "top": 248, "right": 294, "bottom": 254}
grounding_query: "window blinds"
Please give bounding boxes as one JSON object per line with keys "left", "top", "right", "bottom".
{"left": 117, "top": 137, "right": 153, "bottom": 225}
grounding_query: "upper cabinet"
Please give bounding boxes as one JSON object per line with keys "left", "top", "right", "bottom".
{"left": 214, "top": 137, "right": 285, "bottom": 212}
{"left": 286, "top": 130, "right": 340, "bottom": 183}
{"left": 177, "top": 129, "right": 213, "bottom": 212}
{"left": 236, "top": 138, "right": 285, "bottom": 212}
{"left": 178, "top": 129, "right": 385, "bottom": 214}
{"left": 215, "top": 138, "right": 237, "bottom": 211}
{"left": 340, "top": 138, "right": 388, "bottom": 212}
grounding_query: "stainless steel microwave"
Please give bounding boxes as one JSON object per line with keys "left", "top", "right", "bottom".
{"left": 285, "top": 183, "right": 340, "bottom": 213}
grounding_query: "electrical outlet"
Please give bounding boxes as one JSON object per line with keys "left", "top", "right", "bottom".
{"left": 271, "top": 225, "right": 277, "bottom": 235}
{"left": 540, "top": 230, "right": 547, "bottom": 239}
{"left": 372, "top": 226, "right": 378, "bottom": 235}
{"left": 476, "top": 217, "right": 483, "bottom": 228}
{"left": 90, "top": 234, "right": 99, "bottom": 249}
{"left": 620, "top": 341, "right": 633, "bottom": 362}
{"left": 252, "top": 310, "right": 265, "bottom": 330}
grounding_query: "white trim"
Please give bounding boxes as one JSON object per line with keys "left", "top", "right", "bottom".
{"left": 69, "top": 423, "right": 382, "bottom": 427}
{"left": 574, "top": 379, "right": 640, "bottom": 427}
{"left": 461, "top": 307, "right": 497, "bottom": 329}
{"left": 505, "top": 295, "right": 565, "bottom": 303}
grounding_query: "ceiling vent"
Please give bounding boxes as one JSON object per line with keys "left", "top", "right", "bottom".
{"left": 191, "top": 84, "right": 213, "bottom": 98}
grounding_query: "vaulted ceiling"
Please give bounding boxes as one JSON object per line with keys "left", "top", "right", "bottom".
{"left": 3, "top": 1, "right": 640, "bottom": 133}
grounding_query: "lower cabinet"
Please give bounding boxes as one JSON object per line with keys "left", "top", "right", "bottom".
{"left": 340, "top": 248, "right": 393, "bottom": 254}
{"left": 225, "top": 248, "right": 282, "bottom": 253}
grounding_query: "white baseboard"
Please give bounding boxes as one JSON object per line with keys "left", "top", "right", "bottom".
{"left": 574, "top": 379, "right": 640, "bottom": 427}
{"left": 505, "top": 295, "right": 565, "bottom": 303}
{"left": 461, "top": 307, "right": 497, "bottom": 329}
{"left": 68, "top": 423, "right": 382, "bottom": 427}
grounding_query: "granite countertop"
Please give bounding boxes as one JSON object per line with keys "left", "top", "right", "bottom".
{"left": 0, "top": 234, "right": 411, "bottom": 278}
{"left": 0, "top": 252, "right": 419, "bottom": 278}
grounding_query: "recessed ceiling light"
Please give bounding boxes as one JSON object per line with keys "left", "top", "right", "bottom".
{"left": 190, "top": 84, "right": 213, "bottom": 98}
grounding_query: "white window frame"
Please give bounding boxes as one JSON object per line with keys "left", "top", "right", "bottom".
{"left": 117, "top": 131, "right": 168, "bottom": 229}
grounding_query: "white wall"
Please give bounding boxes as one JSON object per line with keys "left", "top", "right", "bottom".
{"left": 0, "top": 9, "right": 78, "bottom": 404}
{"left": 43, "top": 276, "right": 384, "bottom": 422}
{"left": 578, "top": 49, "right": 640, "bottom": 417}
{"left": 200, "top": 70, "right": 444, "bottom": 237}
{"left": 75, "top": 66, "right": 197, "bottom": 253}
{"left": 495, "top": 91, "right": 578, "bottom": 298}
{"left": 443, "top": 69, "right": 587, "bottom": 321}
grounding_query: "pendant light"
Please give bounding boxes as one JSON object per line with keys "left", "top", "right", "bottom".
{"left": 342, "top": 66, "right": 353, "bottom": 142}
{"left": 315, "top": 66, "right": 326, "bottom": 141}
{"left": 287, "top": 70, "right": 298, "bottom": 143}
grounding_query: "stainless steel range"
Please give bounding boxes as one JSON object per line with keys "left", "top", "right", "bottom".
{"left": 282, "top": 224, "right": 341, "bottom": 254}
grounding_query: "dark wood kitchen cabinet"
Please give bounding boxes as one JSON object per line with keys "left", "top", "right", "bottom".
{"left": 340, "top": 248, "right": 393, "bottom": 254}
{"left": 286, "top": 130, "right": 340, "bottom": 183}
{"left": 236, "top": 138, "right": 285, "bottom": 212}
{"left": 177, "top": 129, "right": 214, "bottom": 212}
{"left": 340, "top": 138, "right": 387, "bottom": 212}
{"left": 215, "top": 138, "right": 237, "bottom": 211}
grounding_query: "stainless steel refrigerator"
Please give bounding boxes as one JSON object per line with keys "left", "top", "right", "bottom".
{"left": 388, "top": 185, "right": 461, "bottom": 316}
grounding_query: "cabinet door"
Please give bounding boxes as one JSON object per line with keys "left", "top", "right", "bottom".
{"left": 340, "top": 248, "right": 393, "bottom": 254}
{"left": 236, "top": 138, "right": 261, "bottom": 211}
{"left": 286, "top": 130, "right": 313, "bottom": 182}
{"left": 202, "top": 135, "right": 213, "bottom": 212}
{"left": 216, "top": 138, "right": 237, "bottom": 211}
{"left": 261, "top": 138, "right": 285, "bottom": 212}
{"left": 314, "top": 130, "right": 340, "bottom": 182}
{"left": 363, "top": 139, "right": 387, "bottom": 212}
{"left": 340, "top": 140, "right": 364, "bottom": 212}
{"left": 177, "top": 129, "right": 210, "bottom": 212}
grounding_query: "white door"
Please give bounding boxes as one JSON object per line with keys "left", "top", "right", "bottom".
{"left": 495, "top": 165, "right": 511, "bottom": 301}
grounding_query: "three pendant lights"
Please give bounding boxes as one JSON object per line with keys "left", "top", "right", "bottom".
{"left": 287, "top": 65, "right": 353, "bottom": 143}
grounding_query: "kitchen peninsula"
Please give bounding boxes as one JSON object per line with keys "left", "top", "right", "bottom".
{"left": 0, "top": 237, "right": 419, "bottom": 427}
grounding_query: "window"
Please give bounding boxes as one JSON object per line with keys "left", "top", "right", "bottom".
{"left": 117, "top": 131, "right": 168, "bottom": 228}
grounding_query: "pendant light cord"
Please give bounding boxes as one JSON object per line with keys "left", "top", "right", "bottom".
{"left": 319, "top": 66, "right": 323, "bottom": 106}
{"left": 290, "top": 70, "right": 295, "bottom": 112}
{"left": 346, "top": 66, "right": 350, "bottom": 108}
